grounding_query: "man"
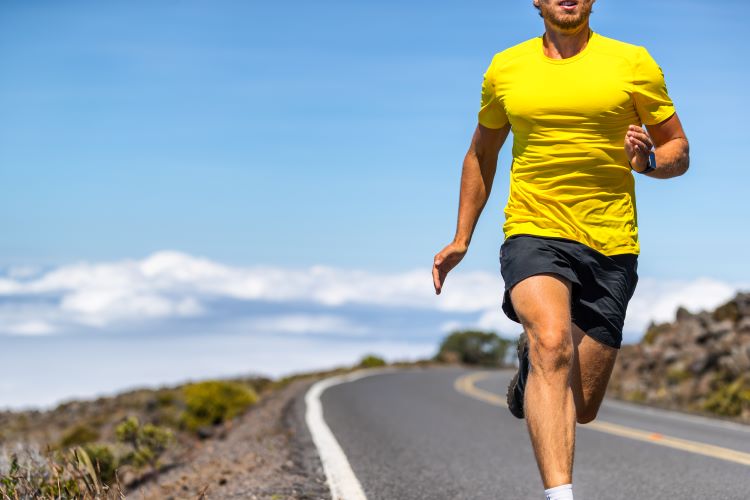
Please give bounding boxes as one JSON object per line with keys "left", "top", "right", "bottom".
{"left": 432, "top": 1, "right": 689, "bottom": 499}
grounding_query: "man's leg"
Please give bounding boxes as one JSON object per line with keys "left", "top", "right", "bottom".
{"left": 510, "top": 274, "right": 575, "bottom": 489}
{"left": 570, "top": 324, "right": 618, "bottom": 424}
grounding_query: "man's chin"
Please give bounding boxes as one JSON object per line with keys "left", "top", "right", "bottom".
{"left": 548, "top": 14, "right": 587, "bottom": 30}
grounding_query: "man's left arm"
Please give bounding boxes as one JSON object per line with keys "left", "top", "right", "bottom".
{"left": 625, "top": 113, "right": 690, "bottom": 179}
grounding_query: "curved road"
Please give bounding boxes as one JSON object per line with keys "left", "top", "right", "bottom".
{"left": 310, "top": 367, "right": 750, "bottom": 500}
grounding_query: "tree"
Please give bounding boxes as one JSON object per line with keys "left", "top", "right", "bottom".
{"left": 436, "top": 330, "right": 513, "bottom": 367}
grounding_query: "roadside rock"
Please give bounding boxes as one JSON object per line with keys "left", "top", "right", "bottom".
{"left": 609, "top": 293, "right": 750, "bottom": 422}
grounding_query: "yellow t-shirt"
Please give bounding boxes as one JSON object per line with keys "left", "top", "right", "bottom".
{"left": 478, "top": 31, "right": 675, "bottom": 255}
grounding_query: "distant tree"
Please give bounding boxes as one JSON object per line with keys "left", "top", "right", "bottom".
{"left": 358, "top": 354, "right": 387, "bottom": 369}
{"left": 436, "top": 330, "right": 513, "bottom": 367}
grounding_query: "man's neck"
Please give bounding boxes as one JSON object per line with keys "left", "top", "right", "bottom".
{"left": 542, "top": 23, "right": 591, "bottom": 59}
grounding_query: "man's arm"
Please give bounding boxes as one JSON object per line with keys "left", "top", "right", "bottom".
{"left": 625, "top": 113, "right": 690, "bottom": 179}
{"left": 432, "top": 123, "right": 511, "bottom": 294}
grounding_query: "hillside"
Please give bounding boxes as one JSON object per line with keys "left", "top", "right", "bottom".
{"left": 0, "top": 374, "right": 328, "bottom": 499}
{"left": 609, "top": 293, "right": 750, "bottom": 422}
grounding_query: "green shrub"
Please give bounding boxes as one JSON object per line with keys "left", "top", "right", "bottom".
{"left": 702, "top": 376, "right": 750, "bottom": 417}
{"left": 180, "top": 381, "right": 257, "bottom": 433}
{"left": 436, "top": 330, "right": 512, "bottom": 367}
{"left": 59, "top": 424, "right": 100, "bottom": 448}
{"left": 625, "top": 390, "right": 647, "bottom": 403}
{"left": 358, "top": 354, "right": 386, "bottom": 369}
{"left": 156, "top": 391, "right": 177, "bottom": 406}
{"left": 666, "top": 368, "right": 692, "bottom": 385}
{"left": 713, "top": 300, "right": 740, "bottom": 323}
{"left": 116, "top": 416, "right": 173, "bottom": 470}
{"left": 0, "top": 446, "right": 122, "bottom": 499}
{"left": 81, "top": 444, "right": 118, "bottom": 485}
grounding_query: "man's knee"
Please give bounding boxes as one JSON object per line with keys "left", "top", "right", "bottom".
{"left": 527, "top": 325, "right": 573, "bottom": 376}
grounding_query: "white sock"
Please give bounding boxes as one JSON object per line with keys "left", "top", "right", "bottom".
{"left": 544, "top": 483, "right": 573, "bottom": 500}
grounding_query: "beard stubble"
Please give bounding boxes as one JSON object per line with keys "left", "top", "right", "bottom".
{"left": 541, "top": 3, "right": 593, "bottom": 30}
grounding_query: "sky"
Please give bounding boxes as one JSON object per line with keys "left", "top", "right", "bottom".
{"left": 1, "top": 0, "right": 747, "bottom": 408}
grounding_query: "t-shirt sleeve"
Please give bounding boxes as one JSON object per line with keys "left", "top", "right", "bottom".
{"left": 478, "top": 55, "right": 509, "bottom": 129}
{"left": 632, "top": 47, "right": 675, "bottom": 125}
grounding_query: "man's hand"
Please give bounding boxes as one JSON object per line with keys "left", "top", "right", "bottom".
{"left": 432, "top": 242, "right": 468, "bottom": 295}
{"left": 624, "top": 124, "right": 654, "bottom": 173}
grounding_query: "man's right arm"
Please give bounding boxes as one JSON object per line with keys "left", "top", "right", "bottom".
{"left": 432, "top": 123, "right": 511, "bottom": 294}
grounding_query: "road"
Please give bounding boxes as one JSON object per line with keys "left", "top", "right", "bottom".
{"left": 310, "top": 367, "right": 750, "bottom": 500}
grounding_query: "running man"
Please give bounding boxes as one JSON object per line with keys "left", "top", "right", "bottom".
{"left": 432, "top": 1, "right": 689, "bottom": 499}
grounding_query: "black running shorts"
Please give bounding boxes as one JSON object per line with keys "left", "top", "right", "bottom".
{"left": 499, "top": 234, "right": 638, "bottom": 349}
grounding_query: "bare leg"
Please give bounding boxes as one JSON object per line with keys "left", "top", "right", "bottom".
{"left": 510, "top": 274, "right": 575, "bottom": 489}
{"left": 570, "top": 324, "right": 618, "bottom": 424}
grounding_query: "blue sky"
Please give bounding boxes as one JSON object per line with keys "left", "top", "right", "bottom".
{"left": 1, "top": 0, "right": 746, "bottom": 279}
{"left": 1, "top": 1, "right": 747, "bottom": 407}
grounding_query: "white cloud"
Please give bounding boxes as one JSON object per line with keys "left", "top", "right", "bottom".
{"left": 6, "top": 266, "right": 41, "bottom": 280}
{"left": 245, "top": 314, "right": 369, "bottom": 335}
{"left": 4, "top": 320, "right": 56, "bottom": 336}
{"left": 0, "top": 250, "right": 745, "bottom": 342}
{"left": 623, "top": 277, "right": 739, "bottom": 341}
{"left": 476, "top": 308, "right": 524, "bottom": 336}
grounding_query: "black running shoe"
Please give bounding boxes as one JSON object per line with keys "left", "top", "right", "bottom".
{"left": 506, "top": 331, "right": 530, "bottom": 419}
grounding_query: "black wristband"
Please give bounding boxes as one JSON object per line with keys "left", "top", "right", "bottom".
{"left": 630, "top": 151, "right": 656, "bottom": 174}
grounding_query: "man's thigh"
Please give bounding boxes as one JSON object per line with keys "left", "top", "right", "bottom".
{"left": 509, "top": 273, "right": 572, "bottom": 345}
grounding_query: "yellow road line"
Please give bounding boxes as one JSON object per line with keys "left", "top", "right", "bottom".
{"left": 454, "top": 371, "right": 509, "bottom": 408}
{"left": 454, "top": 371, "right": 750, "bottom": 467}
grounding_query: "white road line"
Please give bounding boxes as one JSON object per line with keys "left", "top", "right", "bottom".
{"left": 305, "top": 369, "right": 394, "bottom": 500}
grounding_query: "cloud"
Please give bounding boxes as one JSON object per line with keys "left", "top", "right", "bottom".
{"left": 244, "top": 314, "right": 370, "bottom": 335}
{"left": 623, "top": 277, "right": 738, "bottom": 338}
{"left": 4, "top": 320, "right": 56, "bottom": 336}
{"left": 0, "top": 250, "right": 745, "bottom": 343}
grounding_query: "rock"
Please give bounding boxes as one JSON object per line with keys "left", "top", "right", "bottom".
{"left": 708, "top": 319, "right": 734, "bottom": 337}
{"left": 737, "top": 317, "right": 750, "bottom": 332}
{"left": 663, "top": 348, "right": 680, "bottom": 364}
{"left": 611, "top": 291, "right": 750, "bottom": 424}
{"left": 676, "top": 306, "right": 693, "bottom": 323}
{"left": 697, "top": 372, "right": 714, "bottom": 394}
{"left": 688, "top": 352, "right": 709, "bottom": 375}
{"left": 736, "top": 293, "right": 750, "bottom": 317}
{"left": 196, "top": 426, "right": 215, "bottom": 440}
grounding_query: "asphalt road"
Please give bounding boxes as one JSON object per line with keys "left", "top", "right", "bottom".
{"left": 315, "top": 367, "right": 750, "bottom": 500}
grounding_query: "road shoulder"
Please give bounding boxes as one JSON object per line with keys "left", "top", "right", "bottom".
{"left": 130, "top": 377, "right": 331, "bottom": 499}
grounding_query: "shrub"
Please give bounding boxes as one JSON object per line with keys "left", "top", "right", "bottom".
{"left": 702, "top": 376, "right": 750, "bottom": 417}
{"left": 666, "top": 368, "right": 692, "bottom": 385}
{"left": 713, "top": 300, "right": 740, "bottom": 323}
{"left": 59, "top": 424, "right": 100, "bottom": 448}
{"left": 358, "top": 354, "right": 386, "bottom": 369}
{"left": 81, "top": 444, "right": 118, "bottom": 485}
{"left": 436, "top": 330, "right": 513, "bottom": 367}
{"left": 625, "top": 390, "right": 647, "bottom": 403}
{"left": 115, "top": 416, "right": 173, "bottom": 470}
{"left": 0, "top": 445, "right": 123, "bottom": 499}
{"left": 155, "top": 390, "right": 178, "bottom": 408}
{"left": 180, "top": 381, "right": 257, "bottom": 433}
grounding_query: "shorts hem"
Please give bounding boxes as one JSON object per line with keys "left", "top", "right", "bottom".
{"left": 501, "top": 269, "right": 580, "bottom": 324}
{"left": 503, "top": 268, "right": 580, "bottom": 292}
{"left": 579, "top": 325, "right": 621, "bottom": 350}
